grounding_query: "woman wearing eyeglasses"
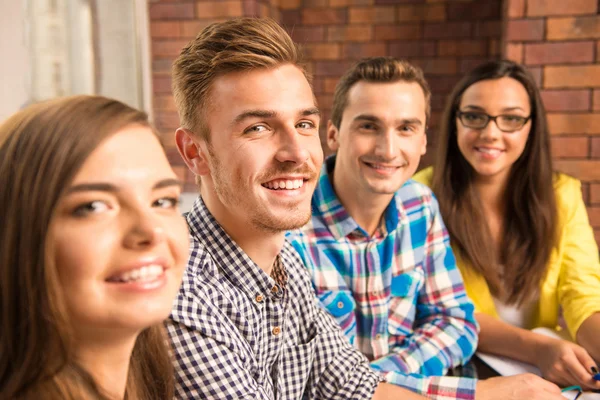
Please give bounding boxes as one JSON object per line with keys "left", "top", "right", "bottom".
{"left": 414, "top": 60, "right": 600, "bottom": 390}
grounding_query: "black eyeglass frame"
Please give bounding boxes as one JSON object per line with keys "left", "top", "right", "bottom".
{"left": 456, "top": 110, "right": 532, "bottom": 133}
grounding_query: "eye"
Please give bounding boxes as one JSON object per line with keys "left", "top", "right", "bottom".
{"left": 296, "top": 121, "right": 315, "bottom": 130}
{"left": 502, "top": 115, "right": 524, "bottom": 122}
{"left": 463, "top": 112, "right": 486, "bottom": 122}
{"left": 399, "top": 124, "right": 417, "bottom": 133}
{"left": 358, "top": 122, "right": 377, "bottom": 132}
{"left": 153, "top": 197, "right": 180, "bottom": 209}
{"left": 72, "top": 201, "right": 109, "bottom": 217}
{"left": 244, "top": 124, "right": 269, "bottom": 134}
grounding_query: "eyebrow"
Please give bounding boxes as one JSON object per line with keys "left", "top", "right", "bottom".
{"left": 233, "top": 107, "right": 321, "bottom": 125}
{"left": 354, "top": 114, "right": 423, "bottom": 126}
{"left": 462, "top": 105, "right": 527, "bottom": 113}
{"left": 66, "top": 178, "right": 183, "bottom": 194}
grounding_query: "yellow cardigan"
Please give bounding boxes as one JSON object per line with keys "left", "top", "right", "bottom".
{"left": 413, "top": 167, "right": 600, "bottom": 339}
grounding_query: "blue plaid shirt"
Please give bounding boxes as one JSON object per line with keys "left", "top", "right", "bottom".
{"left": 287, "top": 156, "right": 479, "bottom": 399}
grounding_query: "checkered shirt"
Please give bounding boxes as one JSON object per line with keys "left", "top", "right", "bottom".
{"left": 166, "top": 196, "right": 382, "bottom": 399}
{"left": 287, "top": 156, "right": 479, "bottom": 400}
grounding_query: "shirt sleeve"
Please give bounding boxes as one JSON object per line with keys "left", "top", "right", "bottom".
{"left": 166, "top": 299, "right": 271, "bottom": 400}
{"left": 384, "top": 371, "right": 477, "bottom": 400}
{"left": 370, "top": 195, "right": 479, "bottom": 399}
{"left": 556, "top": 177, "right": 600, "bottom": 338}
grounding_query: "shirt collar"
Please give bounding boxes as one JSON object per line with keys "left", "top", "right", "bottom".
{"left": 186, "top": 196, "right": 284, "bottom": 300}
{"left": 311, "top": 155, "right": 401, "bottom": 240}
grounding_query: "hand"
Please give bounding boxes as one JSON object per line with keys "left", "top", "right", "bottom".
{"left": 475, "top": 374, "right": 564, "bottom": 400}
{"left": 535, "top": 337, "right": 600, "bottom": 390}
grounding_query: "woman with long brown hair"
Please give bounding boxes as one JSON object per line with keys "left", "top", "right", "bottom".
{"left": 0, "top": 95, "right": 189, "bottom": 399}
{"left": 415, "top": 60, "right": 600, "bottom": 389}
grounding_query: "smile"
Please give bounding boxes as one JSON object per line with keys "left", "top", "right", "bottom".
{"left": 363, "top": 161, "right": 402, "bottom": 173}
{"left": 475, "top": 147, "right": 504, "bottom": 158}
{"left": 106, "top": 264, "right": 165, "bottom": 283}
{"left": 262, "top": 178, "right": 305, "bottom": 190}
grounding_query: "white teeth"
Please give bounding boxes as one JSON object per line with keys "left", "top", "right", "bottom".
{"left": 369, "top": 163, "right": 398, "bottom": 172}
{"left": 263, "top": 179, "right": 304, "bottom": 190}
{"left": 477, "top": 148, "right": 501, "bottom": 155}
{"left": 110, "top": 264, "right": 164, "bottom": 283}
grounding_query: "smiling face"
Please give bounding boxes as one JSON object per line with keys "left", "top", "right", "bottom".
{"left": 456, "top": 76, "right": 532, "bottom": 183}
{"left": 48, "top": 125, "right": 189, "bottom": 340}
{"left": 328, "top": 80, "right": 427, "bottom": 197}
{"left": 193, "top": 64, "right": 323, "bottom": 233}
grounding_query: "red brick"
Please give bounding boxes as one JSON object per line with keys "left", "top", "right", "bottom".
{"left": 150, "top": 21, "right": 182, "bottom": 38}
{"left": 290, "top": 26, "right": 326, "bottom": 43}
{"left": 154, "top": 95, "right": 177, "bottom": 111}
{"left": 593, "top": 90, "right": 600, "bottom": 110}
{"left": 329, "top": 0, "right": 373, "bottom": 7}
{"left": 155, "top": 111, "right": 180, "bottom": 130}
{"left": 590, "top": 183, "right": 600, "bottom": 204}
{"left": 149, "top": 3, "right": 195, "bottom": 20}
{"left": 545, "top": 65, "right": 600, "bottom": 88}
{"left": 547, "top": 16, "right": 600, "bottom": 40}
{"left": 474, "top": 21, "right": 502, "bottom": 38}
{"left": 280, "top": 0, "right": 302, "bottom": 10}
{"left": 541, "top": 90, "right": 591, "bottom": 112}
{"left": 547, "top": 113, "right": 600, "bottom": 134}
{"left": 324, "top": 78, "right": 339, "bottom": 94}
{"left": 595, "top": 229, "right": 600, "bottom": 245}
{"left": 152, "top": 58, "right": 173, "bottom": 75}
{"left": 388, "top": 40, "right": 436, "bottom": 58}
{"left": 302, "top": 0, "right": 328, "bottom": 7}
{"left": 317, "top": 94, "right": 334, "bottom": 110}
{"left": 592, "top": 137, "right": 600, "bottom": 157}
{"left": 374, "top": 24, "right": 422, "bottom": 41}
{"left": 554, "top": 160, "right": 600, "bottom": 181}
{"left": 180, "top": 20, "right": 223, "bottom": 37}
{"left": 153, "top": 76, "right": 172, "bottom": 94}
{"left": 551, "top": 136, "right": 589, "bottom": 158}
{"left": 505, "top": 43, "right": 524, "bottom": 63}
{"left": 195, "top": 1, "right": 243, "bottom": 18}
{"left": 151, "top": 40, "right": 189, "bottom": 57}
{"left": 589, "top": 207, "right": 600, "bottom": 228}
{"left": 424, "top": 22, "right": 472, "bottom": 39}
{"left": 397, "top": 4, "right": 446, "bottom": 22}
{"left": 328, "top": 25, "right": 373, "bottom": 42}
{"left": 528, "top": 66, "right": 543, "bottom": 87}
{"left": 281, "top": 10, "right": 301, "bottom": 26}
{"left": 412, "top": 58, "right": 458, "bottom": 76}
{"left": 437, "top": 40, "right": 488, "bottom": 57}
{"left": 527, "top": 0, "right": 597, "bottom": 17}
{"left": 427, "top": 76, "right": 461, "bottom": 93}
{"left": 505, "top": 19, "right": 545, "bottom": 41}
{"left": 459, "top": 57, "right": 490, "bottom": 74}
{"left": 349, "top": 6, "right": 395, "bottom": 23}
{"left": 342, "top": 42, "right": 387, "bottom": 59}
{"left": 507, "top": 0, "right": 525, "bottom": 18}
{"left": 524, "top": 41, "right": 594, "bottom": 65}
{"left": 315, "top": 61, "right": 352, "bottom": 76}
{"left": 489, "top": 40, "right": 501, "bottom": 57}
{"left": 302, "top": 9, "right": 347, "bottom": 24}
{"left": 582, "top": 182, "right": 590, "bottom": 204}
{"left": 446, "top": 0, "right": 501, "bottom": 20}
{"left": 303, "top": 43, "right": 342, "bottom": 60}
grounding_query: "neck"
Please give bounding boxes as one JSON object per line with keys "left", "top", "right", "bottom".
{"left": 332, "top": 166, "right": 392, "bottom": 236}
{"left": 74, "top": 332, "right": 138, "bottom": 399}
{"left": 473, "top": 173, "right": 509, "bottom": 215}
{"left": 200, "top": 189, "right": 283, "bottom": 275}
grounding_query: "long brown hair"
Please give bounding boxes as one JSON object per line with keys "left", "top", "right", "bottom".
{"left": 0, "top": 95, "right": 174, "bottom": 399}
{"left": 432, "top": 60, "right": 557, "bottom": 305}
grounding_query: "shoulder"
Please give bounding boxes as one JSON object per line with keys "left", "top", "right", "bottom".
{"left": 412, "top": 166, "right": 434, "bottom": 188}
{"left": 553, "top": 172, "right": 583, "bottom": 215}
{"left": 396, "top": 177, "right": 439, "bottom": 216}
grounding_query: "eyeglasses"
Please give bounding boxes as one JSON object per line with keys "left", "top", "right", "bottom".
{"left": 456, "top": 110, "right": 531, "bottom": 133}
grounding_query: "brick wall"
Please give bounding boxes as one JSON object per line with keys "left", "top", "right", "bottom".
{"left": 503, "top": 0, "right": 600, "bottom": 243}
{"left": 148, "top": 0, "right": 600, "bottom": 245}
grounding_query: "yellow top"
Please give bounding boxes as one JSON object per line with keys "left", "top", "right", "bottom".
{"left": 413, "top": 166, "right": 600, "bottom": 339}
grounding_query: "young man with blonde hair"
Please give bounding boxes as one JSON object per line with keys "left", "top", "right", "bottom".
{"left": 167, "top": 18, "right": 428, "bottom": 399}
{"left": 287, "top": 57, "right": 566, "bottom": 400}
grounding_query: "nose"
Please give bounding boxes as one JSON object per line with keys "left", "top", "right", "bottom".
{"left": 480, "top": 119, "right": 502, "bottom": 142}
{"left": 274, "top": 125, "right": 310, "bottom": 165}
{"left": 374, "top": 130, "right": 397, "bottom": 160}
{"left": 123, "top": 208, "right": 165, "bottom": 250}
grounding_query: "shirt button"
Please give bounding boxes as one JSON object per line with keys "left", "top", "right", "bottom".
{"left": 337, "top": 301, "right": 344, "bottom": 309}
{"left": 272, "top": 326, "right": 281, "bottom": 336}
{"left": 271, "top": 286, "right": 279, "bottom": 294}
{"left": 255, "top": 294, "right": 264, "bottom": 303}
{"left": 375, "top": 334, "right": 382, "bottom": 340}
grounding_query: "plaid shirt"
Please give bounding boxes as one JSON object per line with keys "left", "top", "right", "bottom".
{"left": 166, "top": 196, "right": 382, "bottom": 399}
{"left": 287, "top": 156, "right": 479, "bottom": 400}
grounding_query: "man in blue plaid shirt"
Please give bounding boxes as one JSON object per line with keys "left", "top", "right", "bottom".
{"left": 287, "top": 58, "right": 562, "bottom": 400}
{"left": 166, "top": 18, "right": 428, "bottom": 399}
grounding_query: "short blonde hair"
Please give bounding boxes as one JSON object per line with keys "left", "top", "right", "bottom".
{"left": 331, "top": 57, "right": 431, "bottom": 129}
{"left": 172, "top": 17, "right": 306, "bottom": 140}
